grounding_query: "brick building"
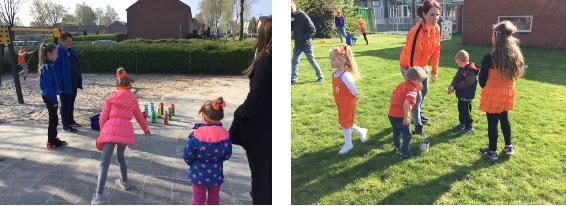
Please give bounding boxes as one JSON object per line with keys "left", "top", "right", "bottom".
{"left": 126, "top": 0, "right": 193, "bottom": 39}
{"left": 463, "top": 0, "right": 566, "bottom": 48}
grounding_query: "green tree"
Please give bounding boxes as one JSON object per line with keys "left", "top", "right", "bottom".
{"left": 295, "top": 0, "right": 335, "bottom": 38}
{"left": 247, "top": 16, "right": 257, "bottom": 35}
{"left": 74, "top": 3, "right": 97, "bottom": 26}
{"left": 61, "top": 14, "right": 76, "bottom": 26}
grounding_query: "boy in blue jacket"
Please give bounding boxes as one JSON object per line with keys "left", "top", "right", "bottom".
{"left": 448, "top": 50, "right": 479, "bottom": 133}
{"left": 39, "top": 43, "right": 67, "bottom": 149}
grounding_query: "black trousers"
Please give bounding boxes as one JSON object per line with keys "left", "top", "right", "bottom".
{"left": 246, "top": 149, "right": 272, "bottom": 205}
{"left": 487, "top": 112, "right": 512, "bottom": 151}
{"left": 457, "top": 100, "right": 473, "bottom": 128}
{"left": 362, "top": 33, "right": 368, "bottom": 44}
{"left": 60, "top": 88, "right": 77, "bottom": 127}
{"left": 42, "top": 96, "right": 58, "bottom": 143}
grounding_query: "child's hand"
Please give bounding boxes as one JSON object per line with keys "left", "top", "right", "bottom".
{"left": 403, "top": 117, "right": 410, "bottom": 126}
{"left": 144, "top": 130, "right": 152, "bottom": 138}
{"left": 447, "top": 86, "right": 454, "bottom": 94}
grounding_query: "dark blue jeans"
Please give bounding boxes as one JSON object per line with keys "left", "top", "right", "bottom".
{"left": 389, "top": 116, "right": 412, "bottom": 155}
{"left": 60, "top": 88, "right": 77, "bottom": 127}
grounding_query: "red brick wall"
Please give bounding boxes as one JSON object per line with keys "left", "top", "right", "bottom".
{"left": 463, "top": 0, "right": 566, "bottom": 48}
{"left": 127, "top": 0, "right": 192, "bottom": 39}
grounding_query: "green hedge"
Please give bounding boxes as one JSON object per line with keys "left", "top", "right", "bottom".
{"left": 75, "top": 40, "right": 255, "bottom": 74}
{"left": 73, "top": 33, "right": 128, "bottom": 42}
{"left": 1, "top": 39, "right": 255, "bottom": 75}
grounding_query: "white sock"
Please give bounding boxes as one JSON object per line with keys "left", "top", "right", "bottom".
{"left": 342, "top": 127, "right": 352, "bottom": 146}
{"left": 352, "top": 124, "right": 363, "bottom": 134}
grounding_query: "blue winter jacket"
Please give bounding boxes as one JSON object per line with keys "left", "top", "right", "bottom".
{"left": 39, "top": 61, "right": 60, "bottom": 103}
{"left": 54, "top": 44, "right": 82, "bottom": 94}
{"left": 183, "top": 123, "right": 232, "bottom": 186}
{"left": 450, "top": 62, "right": 479, "bottom": 100}
{"left": 335, "top": 16, "right": 345, "bottom": 27}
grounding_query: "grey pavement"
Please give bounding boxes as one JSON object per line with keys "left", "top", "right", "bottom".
{"left": 0, "top": 92, "right": 252, "bottom": 204}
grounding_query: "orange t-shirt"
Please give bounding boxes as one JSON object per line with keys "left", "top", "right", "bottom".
{"left": 388, "top": 81, "right": 419, "bottom": 118}
{"left": 18, "top": 51, "right": 25, "bottom": 65}
{"left": 399, "top": 19, "right": 441, "bottom": 75}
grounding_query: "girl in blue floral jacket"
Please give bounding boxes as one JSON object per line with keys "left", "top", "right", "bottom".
{"left": 183, "top": 97, "right": 232, "bottom": 205}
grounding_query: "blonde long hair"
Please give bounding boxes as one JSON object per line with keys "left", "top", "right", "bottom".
{"left": 331, "top": 45, "right": 360, "bottom": 80}
{"left": 37, "top": 43, "right": 56, "bottom": 73}
{"left": 491, "top": 20, "right": 525, "bottom": 80}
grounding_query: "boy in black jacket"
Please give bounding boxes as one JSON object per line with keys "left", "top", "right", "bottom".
{"left": 448, "top": 50, "right": 479, "bottom": 133}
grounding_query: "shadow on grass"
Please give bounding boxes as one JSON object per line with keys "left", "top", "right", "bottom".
{"left": 377, "top": 157, "right": 508, "bottom": 204}
{"left": 292, "top": 127, "right": 470, "bottom": 204}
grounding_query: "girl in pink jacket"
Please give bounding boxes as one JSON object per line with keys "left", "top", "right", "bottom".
{"left": 92, "top": 67, "right": 151, "bottom": 205}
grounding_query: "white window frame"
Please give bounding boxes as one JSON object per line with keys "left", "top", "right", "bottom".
{"left": 498, "top": 16, "right": 533, "bottom": 33}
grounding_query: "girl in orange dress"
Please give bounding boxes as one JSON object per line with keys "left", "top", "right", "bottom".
{"left": 330, "top": 45, "right": 368, "bottom": 155}
{"left": 478, "top": 20, "right": 525, "bottom": 160}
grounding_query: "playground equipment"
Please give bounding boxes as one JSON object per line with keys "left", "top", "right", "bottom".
{"left": 0, "top": 25, "right": 62, "bottom": 104}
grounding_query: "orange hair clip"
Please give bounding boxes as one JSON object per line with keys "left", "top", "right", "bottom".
{"left": 211, "top": 99, "right": 226, "bottom": 111}
{"left": 117, "top": 71, "right": 127, "bottom": 80}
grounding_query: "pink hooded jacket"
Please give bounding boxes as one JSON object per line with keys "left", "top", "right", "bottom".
{"left": 97, "top": 89, "right": 149, "bottom": 148}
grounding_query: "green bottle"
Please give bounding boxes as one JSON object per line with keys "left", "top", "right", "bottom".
{"left": 168, "top": 108, "right": 173, "bottom": 120}
{"left": 151, "top": 110, "right": 156, "bottom": 123}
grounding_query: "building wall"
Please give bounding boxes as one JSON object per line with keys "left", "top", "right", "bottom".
{"left": 463, "top": 0, "right": 566, "bottom": 48}
{"left": 127, "top": 0, "right": 192, "bottom": 39}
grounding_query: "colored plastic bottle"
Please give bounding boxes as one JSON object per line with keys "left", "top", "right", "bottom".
{"left": 151, "top": 110, "right": 156, "bottom": 123}
{"left": 164, "top": 112, "right": 169, "bottom": 125}
{"left": 171, "top": 103, "right": 175, "bottom": 116}
{"left": 168, "top": 108, "right": 173, "bottom": 120}
{"left": 160, "top": 102, "right": 164, "bottom": 115}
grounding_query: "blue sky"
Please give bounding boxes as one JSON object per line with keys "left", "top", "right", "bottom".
{"left": 19, "top": 0, "right": 272, "bottom": 26}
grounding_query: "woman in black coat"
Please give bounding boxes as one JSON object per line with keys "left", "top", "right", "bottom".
{"left": 230, "top": 17, "right": 272, "bottom": 205}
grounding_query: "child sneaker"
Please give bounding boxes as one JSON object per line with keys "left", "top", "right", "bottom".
{"left": 462, "top": 127, "right": 474, "bottom": 133}
{"left": 359, "top": 128, "right": 368, "bottom": 142}
{"left": 90, "top": 193, "right": 105, "bottom": 205}
{"left": 47, "top": 142, "right": 64, "bottom": 150}
{"left": 115, "top": 179, "right": 130, "bottom": 190}
{"left": 338, "top": 144, "right": 353, "bottom": 155}
{"left": 504, "top": 145, "right": 514, "bottom": 155}
{"left": 401, "top": 152, "right": 412, "bottom": 159}
{"left": 479, "top": 148, "right": 498, "bottom": 160}
{"left": 452, "top": 124, "right": 465, "bottom": 131}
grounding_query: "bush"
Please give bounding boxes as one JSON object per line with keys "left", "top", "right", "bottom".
{"left": 73, "top": 33, "right": 128, "bottom": 42}
{"left": 74, "top": 39, "right": 255, "bottom": 74}
{"left": 295, "top": 0, "right": 335, "bottom": 38}
{"left": 1, "top": 39, "right": 255, "bottom": 75}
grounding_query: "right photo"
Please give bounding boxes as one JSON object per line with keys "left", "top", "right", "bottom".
{"left": 291, "top": 0, "right": 565, "bottom": 204}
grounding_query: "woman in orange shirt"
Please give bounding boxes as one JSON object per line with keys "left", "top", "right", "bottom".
{"left": 478, "top": 21, "right": 524, "bottom": 160}
{"left": 398, "top": 0, "right": 441, "bottom": 135}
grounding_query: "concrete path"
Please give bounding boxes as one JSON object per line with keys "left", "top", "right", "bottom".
{"left": 0, "top": 91, "right": 252, "bottom": 204}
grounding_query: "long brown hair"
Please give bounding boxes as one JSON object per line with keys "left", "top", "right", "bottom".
{"left": 491, "top": 20, "right": 525, "bottom": 80}
{"left": 38, "top": 43, "right": 57, "bottom": 73}
{"left": 243, "top": 17, "right": 272, "bottom": 77}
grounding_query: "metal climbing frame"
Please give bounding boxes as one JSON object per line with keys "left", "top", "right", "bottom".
{"left": 0, "top": 25, "right": 62, "bottom": 104}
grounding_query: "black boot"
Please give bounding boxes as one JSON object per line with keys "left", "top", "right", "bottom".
{"left": 414, "top": 125, "right": 424, "bottom": 135}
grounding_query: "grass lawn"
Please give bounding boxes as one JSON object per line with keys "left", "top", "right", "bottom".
{"left": 291, "top": 33, "right": 566, "bottom": 204}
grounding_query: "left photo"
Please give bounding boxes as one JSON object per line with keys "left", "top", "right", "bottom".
{"left": 0, "top": 0, "right": 272, "bottom": 205}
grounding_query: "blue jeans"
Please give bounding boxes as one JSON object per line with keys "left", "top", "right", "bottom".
{"left": 337, "top": 27, "right": 347, "bottom": 42}
{"left": 400, "top": 67, "right": 429, "bottom": 126}
{"left": 291, "top": 44, "right": 324, "bottom": 82}
{"left": 389, "top": 116, "right": 412, "bottom": 155}
{"left": 96, "top": 143, "right": 128, "bottom": 196}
